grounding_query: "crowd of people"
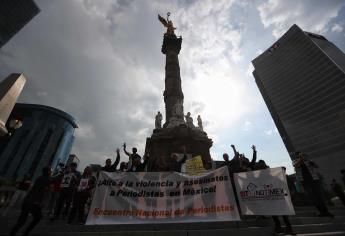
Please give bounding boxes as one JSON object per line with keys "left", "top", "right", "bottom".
{"left": 4, "top": 143, "right": 345, "bottom": 236}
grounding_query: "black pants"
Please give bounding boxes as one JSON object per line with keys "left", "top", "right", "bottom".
{"left": 67, "top": 192, "right": 88, "bottom": 223}
{"left": 303, "top": 181, "right": 329, "bottom": 214}
{"left": 54, "top": 189, "right": 73, "bottom": 218}
{"left": 272, "top": 215, "right": 292, "bottom": 230}
{"left": 9, "top": 202, "right": 42, "bottom": 236}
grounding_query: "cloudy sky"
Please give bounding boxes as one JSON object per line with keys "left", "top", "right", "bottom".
{"left": 1, "top": 0, "right": 345, "bottom": 173}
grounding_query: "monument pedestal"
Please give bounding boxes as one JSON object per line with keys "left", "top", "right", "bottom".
{"left": 145, "top": 124, "right": 212, "bottom": 170}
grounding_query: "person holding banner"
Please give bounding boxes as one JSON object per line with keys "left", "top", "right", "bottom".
{"left": 101, "top": 148, "right": 121, "bottom": 172}
{"left": 293, "top": 152, "right": 333, "bottom": 217}
{"left": 51, "top": 163, "right": 80, "bottom": 221}
{"left": 152, "top": 155, "right": 169, "bottom": 172}
{"left": 168, "top": 146, "right": 188, "bottom": 172}
{"left": 67, "top": 166, "right": 96, "bottom": 224}
{"left": 271, "top": 167, "right": 296, "bottom": 235}
{"left": 128, "top": 153, "right": 149, "bottom": 172}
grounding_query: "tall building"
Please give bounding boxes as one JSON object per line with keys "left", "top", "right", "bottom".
{"left": 252, "top": 24, "right": 345, "bottom": 182}
{"left": 0, "top": 103, "right": 78, "bottom": 180}
{"left": 0, "top": 0, "right": 40, "bottom": 48}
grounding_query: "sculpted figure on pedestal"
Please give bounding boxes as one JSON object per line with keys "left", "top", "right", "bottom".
{"left": 185, "top": 112, "right": 194, "bottom": 127}
{"left": 155, "top": 111, "right": 163, "bottom": 129}
{"left": 197, "top": 115, "right": 203, "bottom": 131}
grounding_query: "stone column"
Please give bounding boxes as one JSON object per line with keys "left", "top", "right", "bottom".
{"left": 0, "top": 73, "right": 26, "bottom": 136}
{"left": 162, "top": 35, "right": 185, "bottom": 128}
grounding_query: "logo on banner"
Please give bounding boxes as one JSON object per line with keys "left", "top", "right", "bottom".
{"left": 239, "top": 182, "right": 288, "bottom": 201}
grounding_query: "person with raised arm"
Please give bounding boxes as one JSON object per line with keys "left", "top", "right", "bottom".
{"left": 222, "top": 144, "right": 241, "bottom": 174}
{"left": 101, "top": 148, "right": 121, "bottom": 172}
{"left": 123, "top": 142, "right": 141, "bottom": 170}
{"left": 128, "top": 152, "right": 149, "bottom": 172}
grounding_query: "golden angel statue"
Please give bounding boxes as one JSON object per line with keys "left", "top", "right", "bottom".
{"left": 158, "top": 12, "right": 176, "bottom": 36}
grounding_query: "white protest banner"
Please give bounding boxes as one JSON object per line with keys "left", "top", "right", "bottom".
{"left": 86, "top": 166, "right": 240, "bottom": 224}
{"left": 234, "top": 167, "right": 295, "bottom": 216}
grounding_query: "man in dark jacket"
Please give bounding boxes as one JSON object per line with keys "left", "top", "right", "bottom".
{"left": 293, "top": 152, "right": 333, "bottom": 217}
{"left": 101, "top": 148, "right": 120, "bottom": 172}
{"left": 9, "top": 167, "right": 52, "bottom": 236}
{"left": 221, "top": 144, "right": 241, "bottom": 174}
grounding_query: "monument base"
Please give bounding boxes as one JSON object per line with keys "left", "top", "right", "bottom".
{"left": 144, "top": 124, "right": 212, "bottom": 170}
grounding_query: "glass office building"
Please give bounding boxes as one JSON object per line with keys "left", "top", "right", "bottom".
{"left": 0, "top": 103, "right": 78, "bottom": 180}
{"left": 252, "top": 24, "right": 345, "bottom": 182}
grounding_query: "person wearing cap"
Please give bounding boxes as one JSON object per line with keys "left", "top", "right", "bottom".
{"left": 293, "top": 151, "right": 333, "bottom": 217}
{"left": 101, "top": 148, "right": 121, "bottom": 172}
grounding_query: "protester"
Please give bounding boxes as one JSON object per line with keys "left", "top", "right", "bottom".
{"left": 123, "top": 142, "right": 142, "bottom": 170}
{"left": 46, "top": 163, "right": 65, "bottom": 216}
{"left": 168, "top": 146, "right": 187, "bottom": 172}
{"left": 221, "top": 144, "right": 241, "bottom": 174}
{"left": 119, "top": 162, "right": 128, "bottom": 172}
{"left": 128, "top": 153, "right": 148, "bottom": 172}
{"left": 292, "top": 151, "right": 333, "bottom": 217}
{"left": 101, "top": 148, "right": 120, "bottom": 172}
{"left": 272, "top": 167, "right": 296, "bottom": 235}
{"left": 51, "top": 163, "right": 80, "bottom": 220}
{"left": 152, "top": 155, "right": 169, "bottom": 172}
{"left": 239, "top": 145, "right": 257, "bottom": 172}
{"left": 330, "top": 179, "right": 345, "bottom": 207}
{"left": 67, "top": 166, "right": 96, "bottom": 224}
{"left": 9, "top": 167, "right": 51, "bottom": 236}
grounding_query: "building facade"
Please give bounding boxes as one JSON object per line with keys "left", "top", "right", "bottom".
{"left": 0, "top": 0, "right": 40, "bottom": 48}
{"left": 0, "top": 103, "right": 78, "bottom": 180}
{"left": 252, "top": 24, "right": 345, "bottom": 183}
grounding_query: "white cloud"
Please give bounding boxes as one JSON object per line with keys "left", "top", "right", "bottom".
{"left": 258, "top": 0, "right": 345, "bottom": 37}
{"left": 243, "top": 121, "right": 252, "bottom": 131}
{"left": 75, "top": 122, "right": 95, "bottom": 139}
{"left": 264, "top": 129, "right": 273, "bottom": 136}
{"left": 332, "top": 23, "right": 343, "bottom": 33}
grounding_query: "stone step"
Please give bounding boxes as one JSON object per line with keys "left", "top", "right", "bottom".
{"left": 2, "top": 223, "right": 344, "bottom": 236}
{"left": 0, "top": 216, "right": 345, "bottom": 231}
